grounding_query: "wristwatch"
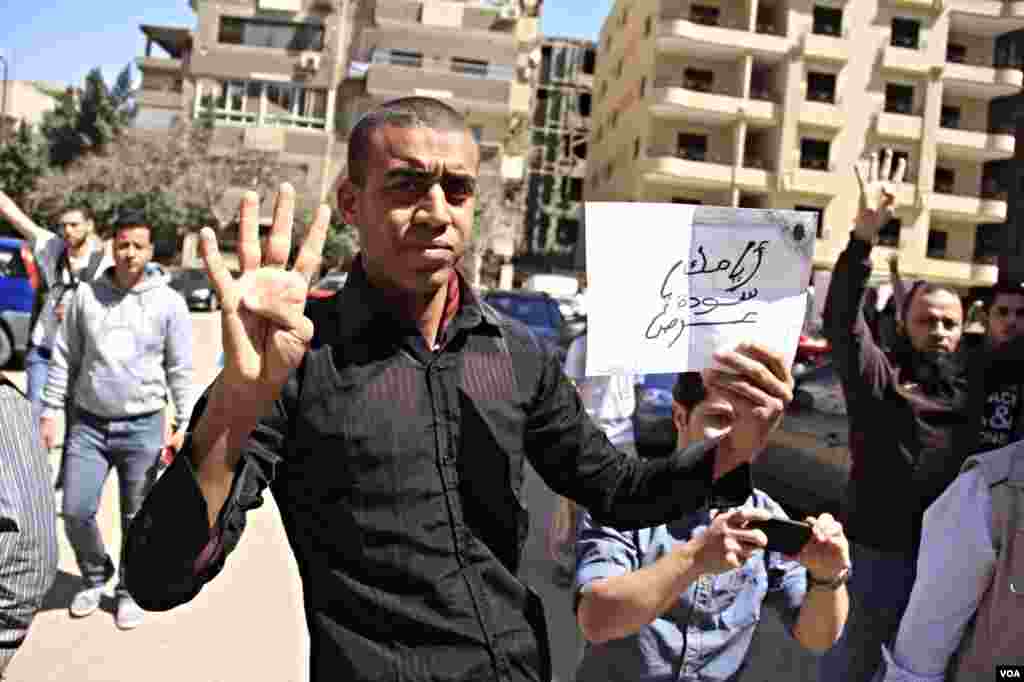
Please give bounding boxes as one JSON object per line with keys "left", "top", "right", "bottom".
{"left": 807, "top": 566, "right": 851, "bottom": 591}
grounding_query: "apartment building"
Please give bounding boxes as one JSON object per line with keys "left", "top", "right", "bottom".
{"left": 518, "top": 37, "right": 595, "bottom": 275}
{"left": 135, "top": 0, "right": 539, "bottom": 232}
{"left": 0, "top": 81, "right": 61, "bottom": 130}
{"left": 588, "top": 0, "right": 1024, "bottom": 291}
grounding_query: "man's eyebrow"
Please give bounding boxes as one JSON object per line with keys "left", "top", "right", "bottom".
{"left": 383, "top": 167, "right": 477, "bottom": 182}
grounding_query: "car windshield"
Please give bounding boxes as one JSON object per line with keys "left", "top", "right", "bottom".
{"left": 486, "top": 295, "right": 558, "bottom": 329}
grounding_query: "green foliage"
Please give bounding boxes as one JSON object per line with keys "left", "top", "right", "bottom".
{"left": 0, "top": 122, "right": 48, "bottom": 206}
{"left": 323, "top": 215, "right": 360, "bottom": 269}
{"left": 39, "top": 64, "right": 136, "bottom": 167}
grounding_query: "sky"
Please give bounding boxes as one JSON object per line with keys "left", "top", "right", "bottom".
{"left": 2, "top": 1, "right": 613, "bottom": 88}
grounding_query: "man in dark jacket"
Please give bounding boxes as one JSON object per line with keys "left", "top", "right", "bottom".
{"left": 816, "top": 149, "right": 970, "bottom": 682}
{"left": 123, "top": 97, "right": 794, "bottom": 682}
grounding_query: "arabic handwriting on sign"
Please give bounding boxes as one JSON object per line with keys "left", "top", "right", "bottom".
{"left": 646, "top": 239, "right": 771, "bottom": 348}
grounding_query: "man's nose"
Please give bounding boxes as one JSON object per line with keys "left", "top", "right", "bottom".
{"left": 417, "top": 184, "right": 450, "bottom": 228}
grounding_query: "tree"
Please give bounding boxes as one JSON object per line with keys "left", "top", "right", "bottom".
{"left": 0, "top": 122, "right": 48, "bottom": 210}
{"left": 27, "top": 117, "right": 303, "bottom": 256}
{"left": 465, "top": 179, "right": 522, "bottom": 288}
{"left": 39, "top": 65, "right": 137, "bottom": 168}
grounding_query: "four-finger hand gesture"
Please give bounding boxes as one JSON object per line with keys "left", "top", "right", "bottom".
{"left": 853, "top": 148, "right": 906, "bottom": 243}
{"left": 201, "top": 184, "right": 330, "bottom": 407}
{"left": 793, "top": 513, "right": 850, "bottom": 584}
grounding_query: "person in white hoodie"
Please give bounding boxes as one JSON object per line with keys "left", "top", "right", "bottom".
{"left": 39, "top": 209, "right": 194, "bottom": 631}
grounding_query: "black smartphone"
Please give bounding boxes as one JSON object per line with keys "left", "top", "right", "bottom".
{"left": 746, "top": 517, "right": 813, "bottom": 555}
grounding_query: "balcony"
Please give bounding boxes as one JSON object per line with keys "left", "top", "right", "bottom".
{"left": 649, "top": 78, "right": 778, "bottom": 127}
{"left": 640, "top": 147, "right": 734, "bottom": 191}
{"left": 884, "top": 0, "right": 942, "bottom": 8}
{"left": 656, "top": 15, "right": 791, "bottom": 63}
{"left": 882, "top": 45, "right": 934, "bottom": 77}
{"left": 936, "top": 125, "right": 1016, "bottom": 160}
{"left": 948, "top": 1, "right": 1024, "bottom": 36}
{"left": 374, "top": 0, "right": 518, "bottom": 41}
{"left": 800, "top": 97, "right": 846, "bottom": 131}
{"left": 366, "top": 50, "right": 516, "bottom": 115}
{"left": 927, "top": 190, "right": 1008, "bottom": 223}
{"left": 781, "top": 163, "right": 845, "bottom": 197}
{"left": 943, "top": 60, "right": 1023, "bottom": 99}
{"left": 735, "top": 163, "right": 774, "bottom": 192}
{"left": 875, "top": 111, "right": 924, "bottom": 141}
{"left": 136, "top": 88, "right": 184, "bottom": 110}
{"left": 137, "top": 56, "right": 183, "bottom": 74}
{"left": 919, "top": 257, "right": 999, "bottom": 287}
{"left": 802, "top": 30, "right": 850, "bottom": 63}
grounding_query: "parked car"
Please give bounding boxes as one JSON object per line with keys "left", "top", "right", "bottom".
{"left": 308, "top": 271, "right": 348, "bottom": 299}
{"left": 482, "top": 289, "right": 571, "bottom": 360}
{"left": 633, "top": 361, "right": 850, "bottom": 520}
{"left": 169, "top": 268, "right": 231, "bottom": 311}
{"left": 0, "top": 238, "right": 36, "bottom": 368}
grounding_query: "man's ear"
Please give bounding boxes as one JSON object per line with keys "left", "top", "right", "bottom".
{"left": 671, "top": 403, "right": 688, "bottom": 435}
{"left": 336, "top": 177, "right": 359, "bottom": 226}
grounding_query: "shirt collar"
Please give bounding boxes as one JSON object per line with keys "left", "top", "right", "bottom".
{"left": 335, "top": 254, "right": 500, "bottom": 343}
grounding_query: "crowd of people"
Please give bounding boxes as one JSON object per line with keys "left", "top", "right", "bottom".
{"left": 0, "top": 98, "right": 1021, "bottom": 681}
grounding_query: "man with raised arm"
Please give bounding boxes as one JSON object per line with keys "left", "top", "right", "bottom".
{"left": 816, "top": 150, "right": 972, "bottom": 682}
{"left": 124, "top": 97, "right": 792, "bottom": 682}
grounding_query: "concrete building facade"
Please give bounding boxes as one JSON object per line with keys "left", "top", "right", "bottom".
{"left": 588, "top": 0, "right": 1024, "bottom": 290}
{"left": 135, "top": 0, "right": 540, "bottom": 239}
{"left": 0, "top": 80, "right": 60, "bottom": 130}
{"left": 518, "top": 37, "right": 595, "bottom": 274}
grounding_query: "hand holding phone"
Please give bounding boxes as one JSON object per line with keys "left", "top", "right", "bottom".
{"left": 745, "top": 517, "right": 813, "bottom": 556}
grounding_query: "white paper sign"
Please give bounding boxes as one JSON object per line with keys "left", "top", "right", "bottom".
{"left": 584, "top": 203, "right": 815, "bottom": 377}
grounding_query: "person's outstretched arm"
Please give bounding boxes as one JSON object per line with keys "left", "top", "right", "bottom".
{"left": 123, "top": 185, "right": 329, "bottom": 610}
{"left": 0, "top": 190, "right": 51, "bottom": 245}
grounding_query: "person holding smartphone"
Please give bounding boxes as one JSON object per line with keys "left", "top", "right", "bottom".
{"left": 573, "top": 371, "right": 851, "bottom": 681}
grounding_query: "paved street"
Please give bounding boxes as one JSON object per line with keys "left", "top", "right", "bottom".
{"left": 4, "top": 310, "right": 820, "bottom": 682}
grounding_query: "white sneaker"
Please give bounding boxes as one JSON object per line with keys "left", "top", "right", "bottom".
{"left": 115, "top": 595, "right": 144, "bottom": 630}
{"left": 69, "top": 586, "right": 104, "bottom": 618}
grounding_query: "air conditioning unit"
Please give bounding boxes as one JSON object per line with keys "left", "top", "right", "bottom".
{"left": 300, "top": 52, "right": 322, "bottom": 72}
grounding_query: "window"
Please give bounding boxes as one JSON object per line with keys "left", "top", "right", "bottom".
{"left": 940, "top": 105, "right": 961, "bottom": 129}
{"left": 812, "top": 6, "right": 842, "bottom": 37}
{"left": 582, "top": 48, "right": 596, "bottom": 75}
{"left": 935, "top": 167, "right": 955, "bottom": 194}
{"left": 879, "top": 218, "right": 901, "bottom": 247}
{"left": 947, "top": 42, "right": 966, "bottom": 64}
{"left": 795, "top": 205, "right": 825, "bottom": 239}
{"left": 756, "top": 6, "right": 777, "bottom": 34}
{"left": 218, "top": 16, "right": 325, "bottom": 51}
{"left": 639, "top": 76, "right": 647, "bottom": 98}
{"left": 452, "top": 57, "right": 489, "bottom": 78}
{"left": 885, "top": 84, "right": 914, "bottom": 114}
{"left": 975, "top": 223, "right": 1003, "bottom": 264}
{"left": 533, "top": 89, "right": 548, "bottom": 127}
{"left": 387, "top": 49, "right": 423, "bottom": 68}
{"left": 684, "top": 68, "right": 714, "bottom": 92}
{"left": 891, "top": 18, "right": 921, "bottom": 49}
{"left": 927, "top": 229, "right": 948, "bottom": 259}
{"left": 645, "top": 15, "right": 653, "bottom": 37}
{"left": 557, "top": 218, "right": 580, "bottom": 246}
{"left": 690, "top": 5, "right": 721, "bottom": 26}
{"left": 807, "top": 72, "right": 837, "bottom": 103}
{"left": 800, "top": 138, "right": 830, "bottom": 170}
{"left": 578, "top": 92, "right": 592, "bottom": 117}
{"left": 199, "top": 80, "right": 327, "bottom": 129}
{"left": 568, "top": 177, "right": 583, "bottom": 201}
{"left": 677, "top": 133, "right": 708, "bottom": 161}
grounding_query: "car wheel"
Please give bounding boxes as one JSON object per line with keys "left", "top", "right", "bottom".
{"left": 208, "top": 294, "right": 219, "bottom": 311}
{"left": 0, "top": 328, "right": 12, "bottom": 369}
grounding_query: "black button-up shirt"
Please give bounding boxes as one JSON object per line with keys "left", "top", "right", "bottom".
{"left": 125, "top": 259, "right": 751, "bottom": 682}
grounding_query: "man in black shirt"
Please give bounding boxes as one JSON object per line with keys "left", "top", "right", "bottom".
{"left": 124, "top": 97, "right": 794, "bottom": 682}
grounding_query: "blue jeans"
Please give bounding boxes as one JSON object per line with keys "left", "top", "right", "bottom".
{"left": 817, "top": 542, "right": 918, "bottom": 682}
{"left": 61, "top": 409, "right": 164, "bottom": 597}
{"left": 24, "top": 346, "right": 50, "bottom": 420}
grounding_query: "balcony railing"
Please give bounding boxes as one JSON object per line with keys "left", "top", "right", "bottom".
{"left": 370, "top": 48, "right": 516, "bottom": 81}
{"left": 647, "top": 146, "right": 732, "bottom": 164}
{"left": 653, "top": 75, "right": 738, "bottom": 97}
{"left": 659, "top": 11, "right": 785, "bottom": 35}
{"left": 807, "top": 89, "right": 837, "bottom": 104}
